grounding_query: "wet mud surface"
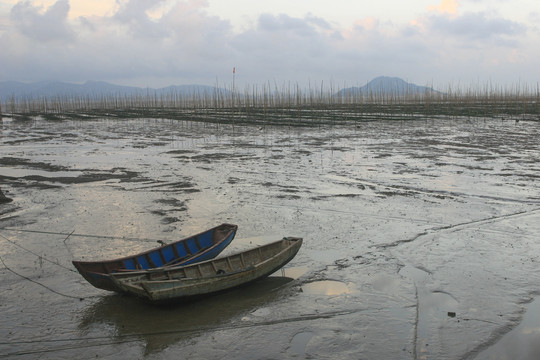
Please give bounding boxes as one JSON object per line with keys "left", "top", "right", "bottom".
{"left": 1, "top": 117, "right": 539, "bottom": 359}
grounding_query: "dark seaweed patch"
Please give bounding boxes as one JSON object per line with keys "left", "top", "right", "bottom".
{"left": 154, "top": 198, "right": 187, "bottom": 208}
{"left": 190, "top": 153, "right": 258, "bottom": 163}
{"left": 0, "top": 157, "right": 70, "bottom": 172}
{"left": 165, "top": 149, "right": 197, "bottom": 155}
{"left": 275, "top": 194, "right": 302, "bottom": 200}
{"left": 161, "top": 217, "right": 181, "bottom": 224}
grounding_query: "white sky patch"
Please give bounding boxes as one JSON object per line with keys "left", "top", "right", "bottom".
{"left": 428, "top": 0, "right": 459, "bottom": 14}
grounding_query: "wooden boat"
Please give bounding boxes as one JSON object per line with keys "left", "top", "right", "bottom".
{"left": 110, "top": 237, "right": 303, "bottom": 303}
{"left": 72, "top": 223, "right": 238, "bottom": 292}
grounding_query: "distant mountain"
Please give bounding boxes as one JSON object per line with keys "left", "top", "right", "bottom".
{"left": 337, "top": 76, "right": 439, "bottom": 97}
{"left": 0, "top": 77, "right": 440, "bottom": 103}
{"left": 0, "top": 80, "right": 229, "bottom": 102}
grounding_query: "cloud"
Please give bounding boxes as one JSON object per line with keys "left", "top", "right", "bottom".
{"left": 529, "top": 11, "right": 540, "bottom": 32}
{"left": 426, "top": 11, "right": 527, "bottom": 45}
{"left": 0, "top": 0, "right": 538, "bottom": 87}
{"left": 230, "top": 14, "right": 335, "bottom": 81}
{"left": 112, "top": 0, "right": 169, "bottom": 38}
{"left": 1, "top": 0, "right": 234, "bottom": 83}
{"left": 256, "top": 12, "right": 331, "bottom": 35}
{"left": 10, "top": 0, "right": 73, "bottom": 42}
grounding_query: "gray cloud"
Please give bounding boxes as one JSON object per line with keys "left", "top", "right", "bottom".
{"left": 426, "top": 12, "right": 527, "bottom": 45}
{"left": 113, "top": 0, "right": 170, "bottom": 38}
{"left": 257, "top": 13, "right": 330, "bottom": 35}
{"left": 0, "top": 0, "right": 538, "bottom": 88}
{"left": 10, "top": 0, "right": 73, "bottom": 42}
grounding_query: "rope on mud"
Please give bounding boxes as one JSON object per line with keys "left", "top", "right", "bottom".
{"left": 0, "top": 233, "right": 103, "bottom": 301}
{"left": 63, "top": 230, "right": 76, "bottom": 259}
{"left": 0, "top": 308, "right": 364, "bottom": 357}
{"left": 0, "top": 339, "right": 141, "bottom": 358}
{"left": 0, "top": 232, "right": 77, "bottom": 273}
{"left": 0, "top": 255, "right": 84, "bottom": 301}
{"left": 0, "top": 227, "right": 168, "bottom": 243}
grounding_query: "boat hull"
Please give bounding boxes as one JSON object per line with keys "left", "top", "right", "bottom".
{"left": 111, "top": 237, "right": 303, "bottom": 303}
{"left": 72, "top": 223, "right": 238, "bottom": 292}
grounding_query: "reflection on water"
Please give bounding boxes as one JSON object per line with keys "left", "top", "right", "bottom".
{"left": 273, "top": 266, "right": 309, "bottom": 279}
{"left": 302, "top": 280, "right": 350, "bottom": 296}
{"left": 475, "top": 298, "right": 540, "bottom": 360}
{"left": 290, "top": 331, "right": 314, "bottom": 354}
{"left": 78, "top": 276, "right": 294, "bottom": 355}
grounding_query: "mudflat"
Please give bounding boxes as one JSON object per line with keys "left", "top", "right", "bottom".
{"left": 1, "top": 116, "right": 539, "bottom": 359}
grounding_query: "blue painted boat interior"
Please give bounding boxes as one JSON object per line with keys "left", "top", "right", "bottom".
{"left": 175, "top": 242, "right": 188, "bottom": 258}
{"left": 120, "top": 229, "right": 220, "bottom": 270}
{"left": 198, "top": 232, "right": 213, "bottom": 247}
{"left": 161, "top": 247, "right": 175, "bottom": 263}
{"left": 186, "top": 238, "right": 199, "bottom": 254}
{"left": 136, "top": 255, "right": 150, "bottom": 268}
{"left": 149, "top": 252, "right": 164, "bottom": 267}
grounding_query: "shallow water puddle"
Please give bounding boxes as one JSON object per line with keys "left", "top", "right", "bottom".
{"left": 398, "top": 264, "right": 431, "bottom": 283}
{"left": 399, "top": 264, "right": 460, "bottom": 353}
{"left": 302, "top": 280, "right": 350, "bottom": 295}
{"left": 273, "top": 266, "right": 309, "bottom": 279}
{"left": 475, "top": 298, "right": 540, "bottom": 360}
{"left": 416, "top": 290, "right": 460, "bottom": 351}
{"left": 289, "top": 331, "right": 314, "bottom": 354}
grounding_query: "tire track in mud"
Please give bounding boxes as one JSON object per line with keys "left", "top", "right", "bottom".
{"left": 302, "top": 206, "right": 540, "bottom": 360}
{"left": 259, "top": 201, "right": 445, "bottom": 226}
{"left": 413, "top": 285, "right": 419, "bottom": 360}
{"left": 379, "top": 207, "right": 540, "bottom": 360}
{"left": 286, "top": 208, "right": 540, "bottom": 286}
{"left": 371, "top": 207, "right": 540, "bottom": 250}
{"left": 326, "top": 174, "right": 540, "bottom": 204}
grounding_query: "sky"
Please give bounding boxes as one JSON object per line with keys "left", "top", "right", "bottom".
{"left": 0, "top": 0, "right": 539, "bottom": 90}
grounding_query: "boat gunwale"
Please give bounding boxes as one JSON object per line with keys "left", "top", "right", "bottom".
{"left": 111, "top": 237, "right": 303, "bottom": 302}
{"left": 71, "top": 223, "right": 238, "bottom": 292}
{"left": 137, "top": 238, "right": 302, "bottom": 286}
{"left": 112, "top": 237, "right": 302, "bottom": 284}
{"left": 72, "top": 223, "right": 238, "bottom": 267}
